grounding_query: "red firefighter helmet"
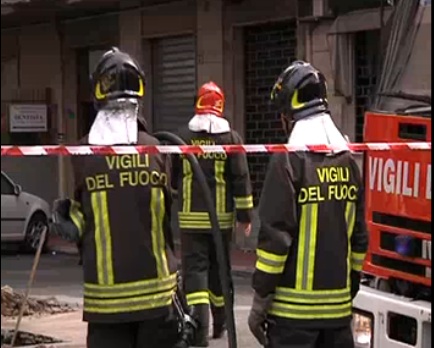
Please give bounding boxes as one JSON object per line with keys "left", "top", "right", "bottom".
{"left": 195, "top": 81, "right": 225, "bottom": 117}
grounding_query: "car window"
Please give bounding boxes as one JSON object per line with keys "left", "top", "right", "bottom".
{"left": 1, "top": 174, "right": 14, "bottom": 195}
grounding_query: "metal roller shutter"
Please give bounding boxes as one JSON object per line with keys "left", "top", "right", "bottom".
{"left": 152, "top": 35, "right": 197, "bottom": 132}
{"left": 244, "top": 20, "right": 297, "bottom": 204}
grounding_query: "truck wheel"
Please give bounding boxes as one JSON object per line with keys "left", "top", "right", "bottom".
{"left": 22, "top": 212, "right": 48, "bottom": 253}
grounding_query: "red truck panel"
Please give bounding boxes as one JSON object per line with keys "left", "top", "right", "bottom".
{"left": 363, "top": 112, "right": 431, "bottom": 286}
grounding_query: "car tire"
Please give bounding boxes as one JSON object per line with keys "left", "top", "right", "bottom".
{"left": 22, "top": 212, "right": 48, "bottom": 253}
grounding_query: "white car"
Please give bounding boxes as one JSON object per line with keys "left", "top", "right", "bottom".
{"left": 1, "top": 170, "right": 51, "bottom": 251}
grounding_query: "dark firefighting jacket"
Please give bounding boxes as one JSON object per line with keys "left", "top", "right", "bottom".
{"left": 253, "top": 151, "right": 368, "bottom": 328}
{"left": 172, "top": 128, "right": 253, "bottom": 233}
{"left": 69, "top": 131, "right": 178, "bottom": 323}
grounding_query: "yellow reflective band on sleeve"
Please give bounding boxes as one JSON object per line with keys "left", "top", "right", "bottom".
{"left": 234, "top": 195, "right": 254, "bottom": 210}
{"left": 209, "top": 291, "right": 225, "bottom": 308}
{"left": 274, "top": 286, "right": 351, "bottom": 304}
{"left": 69, "top": 200, "right": 85, "bottom": 237}
{"left": 91, "top": 191, "right": 114, "bottom": 285}
{"left": 182, "top": 159, "right": 192, "bottom": 213}
{"left": 186, "top": 291, "right": 210, "bottom": 306}
{"left": 351, "top": 252, "right": 366, "bottom": 272}
{"left": 178, "top": 212, "right": 234, "bottom": 230}
{"left": 84, "top": 288, "right": 174, "bottom": 314}
{"left": 151, "top": 187, "right": 170, "bottom": 278}
{"left": 255, "top": 249, "right": 288, "bottom": 274}
{"left": 295, "top": 203, "right": 319, "bottom": 290}
{"left": 268, "top": 300, "right": 352, "bottom": 320}
{"left": 84, "top": 273, "right": 177, "bottom": 299}
{"left": 215, "top": 160, "right": 226, "bottom": 213}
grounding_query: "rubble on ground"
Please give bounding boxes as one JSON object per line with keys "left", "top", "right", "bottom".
{"left": 1, "top": 286, "right": 78, "bottom": 318}
{"left": 1, "top": 328, "right": 62, "bottom": 347}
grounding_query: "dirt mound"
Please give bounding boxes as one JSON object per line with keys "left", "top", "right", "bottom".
{"left": 1, "top": 328, "right": 62, "bottom": 347}
{"left": 1, "top": 286, "right": 78, "bottom": 318}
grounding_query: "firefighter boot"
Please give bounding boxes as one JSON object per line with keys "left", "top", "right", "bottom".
{"left": 190, "top": 304, "right": 210, "bottom": 347}
{"left": 211, "top": 305, "right": 226, "bottom": 339}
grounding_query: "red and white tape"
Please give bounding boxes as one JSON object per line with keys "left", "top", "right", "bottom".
{"left": 0, "top": 142, "right": 431, "bottom": 156}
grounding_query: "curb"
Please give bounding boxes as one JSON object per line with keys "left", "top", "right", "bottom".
{"left": 232, "top": 268, "right": 254, "bottom": 278}
{"left": 14, "top": 343, "right": 84, "bottom": 348}
{"left": 47, "top": 244, "right": 79, "bottom": 256}
{"left": 48, "top": 249, "right": 79, "bottom": 256}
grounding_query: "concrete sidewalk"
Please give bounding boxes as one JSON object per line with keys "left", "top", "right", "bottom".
{"left": 47, "top": 236, "right": 257, "bottom": 277}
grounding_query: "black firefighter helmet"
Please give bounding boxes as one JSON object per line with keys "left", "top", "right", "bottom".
{"left": 270, "top": 60, "right": 328, "bottom": 121}
{"left": 91, "top": 47, "right": 146, "bottom": 106}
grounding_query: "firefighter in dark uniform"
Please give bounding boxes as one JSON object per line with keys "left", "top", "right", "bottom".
{"left": 172, "top": 81, "right": 254, "bottom": 347}
{"left": 247, "top": 61, "right": 369, "bottom": 348}
{"left": 59, "top": 48, "right": 181, "bottom": 348}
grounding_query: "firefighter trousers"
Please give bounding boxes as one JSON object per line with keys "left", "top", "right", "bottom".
{"left": 266, "top": 322, "right": 354, "bottom": 348}
{"left": 181, "top": 231, "right": 233, "bottom": 324}
{"left": 86, "top": 315, "right": 179, "bottom": 348}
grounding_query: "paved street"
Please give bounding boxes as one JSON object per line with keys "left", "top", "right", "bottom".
{"left": 1, "top": 252, "right": 260, "bottom": 348}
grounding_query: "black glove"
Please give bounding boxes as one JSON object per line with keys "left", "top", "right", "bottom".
{"left": 50, "top": 199, "right": 81, "bottom": 243}
{"left": 248, "top": 292, "right": 274, "bottom": 346}
{"left": 351, "top": 270, "right": 361, "bottom": 300}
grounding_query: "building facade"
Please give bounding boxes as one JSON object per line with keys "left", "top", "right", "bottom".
{"left": 1, "top": 0, "right": 431, "bottom": 246}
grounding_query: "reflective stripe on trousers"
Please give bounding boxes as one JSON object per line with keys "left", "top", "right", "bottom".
{"left": 186, "top": 290, "right": 225, "bottom": 307}
{"left": 234, "top": 195, "right": 254, "bottom": 210}
{"left": 186, "top": 291, "right": 210, "bottom": 306}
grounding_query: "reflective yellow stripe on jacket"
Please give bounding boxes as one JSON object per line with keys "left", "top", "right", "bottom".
{"left": 84, "top": 273, "right": 177, "bottom": 299}
{"left": 215, "top": 160, "right": 226, "bottom": 214}
{"left": 179, "top": 158, "right": 234, "bottom": 230}
{"left": 182, "top": 159, "right": 193, "bottom": 213}
{"left": 269, "top": 286, "right": 352, "bottom": 320}
{"left": 91, "top": 191, "right": 114, "bottom": 285}
{"left": 151, "top": 187, "right": 169, "bottom": 278}
{"left": 84, "top": 290, "right": 173, "bottom": 314}
{"left": 86, "top": 188, "right": 175, "bottom": 315}
{"left": 269, "top": 299, "right": 352, "bottom": 320}
{"left": 295, "top": 203, "right": 319, "bottom": 290}
{"left": 273, "top": 287, "right": 351, "bottom": 304}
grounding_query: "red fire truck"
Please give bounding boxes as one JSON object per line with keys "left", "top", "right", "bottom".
{"left": 351, "top": 3, "right": 431, "bottom": 347}
{"left": 352, "top": 105, "right": 431, "bottom": 348}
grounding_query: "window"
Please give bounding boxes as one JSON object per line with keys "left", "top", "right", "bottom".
{"left": 1, "top": 174, "right": 14, "bottom": 195}
{"left": 387, "top": 312, "right": 418, "bottom": 345}
{"left": 354, "top": 30, "right": 381, "bottom": 142}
